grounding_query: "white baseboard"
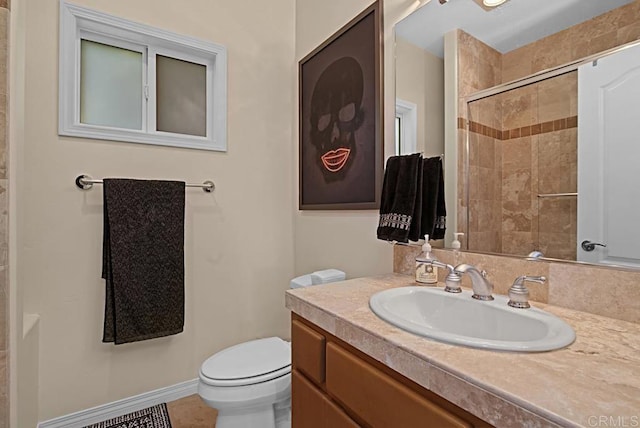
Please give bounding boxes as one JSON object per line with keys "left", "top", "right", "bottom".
{"left": 37, "top": 378, "right": 199, "bottom": 428}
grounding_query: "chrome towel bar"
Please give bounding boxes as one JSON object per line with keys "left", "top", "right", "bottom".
{"left": 75, "top": 174, "right": 215, "bottom": 193}
{"left": 537, "top": 192, "right": 577, "bottom": 198}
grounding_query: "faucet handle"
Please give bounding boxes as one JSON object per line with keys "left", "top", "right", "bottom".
{"left": 422, "top": 260, "right": 462, "bottom": 293}
{"left": 508, "top": 275, "right": 547, "bottom": 309}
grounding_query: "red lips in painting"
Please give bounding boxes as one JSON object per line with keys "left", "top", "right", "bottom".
{"left": 320, "top": 148, "right": 351, "bottom": 172}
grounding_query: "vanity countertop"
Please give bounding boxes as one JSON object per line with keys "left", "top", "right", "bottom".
{"left": 285, "top": 273, "right": 640, "bottom": 428}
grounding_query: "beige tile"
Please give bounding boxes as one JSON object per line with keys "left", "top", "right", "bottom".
{"left": 478, "top": 58, "right": 498, "bottom": 91}
{"left": 538, "top": 232, "right": 576, "bottom": 261}
{"left": 537, "top": 80, "right": 574, "bottom": 123}
{"left": 501, "top": 44, "right": 534, "bottom": 83}
{"left": 0, "top": 113, "right": 6, "bottom": 179}
{"left": 537, "top": 129, "right": 576, "bottom": 168}
{"left": 458, "top": 48, "right": 479, "bottom": 95}
{"left": 617, "top": 21, "right": 640, "bottom": 45}
{"left": 469, "top": 230, "right": 491, "bottom": 253}
{"left": 548, "top": 263, "right": 640, "bottom": 323}
{"left": 502, "top": 231, "right": 536, "bottom": 257}
{"left": 167, "top": 394, "right": 217, "bottom": 428}
{"left": 468, "top": 199, "right": 480, "bottom": 233}
{"left": 532, "top": 32, "right": 572, "bottom": 73}
{"left": 501, "top": 92, "right": 534, "bottom": 130}
{"left": 476, "top": 199, "right": 495, "bottom": 231}
{"left": 502, "top": 200, "right": 533, "bottom": 233}
{"left": 393, "top": 244, "right": 421, "bottom": 277}
{"left": 502, "top": 137, "right": 531, "bottom": 171}
{"left": 538, "top": 167, "right": 575, "bottom": 195}
{"left": 467, "top": 132, "right": 480, "bottom": 167}
{"left": 477, "top": 167, "right": 494, "bottom": 201}
{"left": 493, "top": 168, "right": 502, "bottom": 204}
{"left": 478, "top": 135, "right": 495, "bottom": 169}
{"left": 475, "top": 98, "right": 495, "bottom": 129}
{"left": 530, "top": 135, "right": 539, "bottom": 196}
{"left": 403, "top": 246, "right": 640, "bottom": 323}
{"left": 502, "top": 169, "right": 531, "bottom": 201}
{"left": 0, "top": 287, "right": 5, "bottom": 351}
{"left": 538, "top": 199, "right": 574, "bottom": 234}
{"left": 468, "top": 165, "right": 480, "bottom": 201}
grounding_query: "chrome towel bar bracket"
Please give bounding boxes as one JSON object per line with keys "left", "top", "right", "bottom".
{"left": 75, "top": 174, "right": 215, "bottom": 193}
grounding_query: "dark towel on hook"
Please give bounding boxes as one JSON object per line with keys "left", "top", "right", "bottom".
{"left": 420, "top": 157, "right": 447, "bottom": 240}
{"left": 102, "top": 179, "right": 186, "bottom": 345}
{"left": 377, "top": 153, "right": 423, "bottom": 243}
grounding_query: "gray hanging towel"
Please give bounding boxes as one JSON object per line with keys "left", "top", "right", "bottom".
{"left": 377, "top": 153, "right": 423, "bottom": 243}
{"left": 102, "top": 178, "right": 185, "bottom": 345}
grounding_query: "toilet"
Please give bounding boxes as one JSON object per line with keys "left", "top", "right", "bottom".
{"left": 197, "top": 269, "right": 346, "bottom": 428}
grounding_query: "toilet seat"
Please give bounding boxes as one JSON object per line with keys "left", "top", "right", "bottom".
{"left": 200, "top": 337, "right": 291, "bottom": 387}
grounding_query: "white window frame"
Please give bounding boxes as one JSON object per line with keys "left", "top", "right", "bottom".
{"left": 59, "top": 0, "right": 227, "bottom": 151}
{"left": 395, "top": 98, "right": 418, "bottom": 155}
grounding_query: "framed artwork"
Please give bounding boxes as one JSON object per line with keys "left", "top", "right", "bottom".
{"left": 299, "top": 1, "right": 383, "bottom": 210}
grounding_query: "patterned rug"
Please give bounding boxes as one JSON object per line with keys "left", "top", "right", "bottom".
{"left": 84, "top": 403, "right": 172, "bottom": 428}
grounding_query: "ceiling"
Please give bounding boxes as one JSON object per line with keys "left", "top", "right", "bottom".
{"left": 395, "top": 0, "right": 635, "bottom": 58}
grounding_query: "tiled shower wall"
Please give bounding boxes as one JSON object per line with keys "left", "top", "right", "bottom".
{"left": 0, "top": 1, "right": 8, "bottom": 426}
{"left": 501, "top": 0, "right": 640, "bottom": 82}
{"left": 455, "top": 30, "right": 502, "bottom": 253}
{"left": 456, "top": 0, "right": 640, "bottom": 260}
{"left": 467, "top": 73, "right": 578, "bottom": 260}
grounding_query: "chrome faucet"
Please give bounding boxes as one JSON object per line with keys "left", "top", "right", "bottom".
{"left": 507, "top": 275, "right": 546, "bottom": 309}
{"left": 422, "top": 260, "right": 462, "bottom": 293}
{"left": 453, "top": 264, "right": 494, "bottom": 301}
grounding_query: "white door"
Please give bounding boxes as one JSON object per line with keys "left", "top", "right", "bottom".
{"left": 578, "top": 43, "right": 640, "bottom": 267}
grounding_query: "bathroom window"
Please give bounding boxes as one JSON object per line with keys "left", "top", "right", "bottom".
{"left": 395, "top": 99, "right": 417, "bottom": 155}
{"left": 59, "top": 1, "right": 227, "bottom": 151}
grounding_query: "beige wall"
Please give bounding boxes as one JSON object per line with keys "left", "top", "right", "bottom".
{"left": 395, "top": 36, "right": 444, "bottom": 157}
{"left": 16, "top": 0, "right": 295, "bottom": 421}
{"left": 10, "top": 0, "right": 32, "bottom": 426}
{"left": 294, "top": 0, "right": 427, "bottom": 279}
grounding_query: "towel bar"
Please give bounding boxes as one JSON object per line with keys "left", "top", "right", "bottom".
{"left": 537, "top": 192, "right": 577, "bottom": 198}
{"left": 75, "top": 174, "right": 215, "bottom": 193}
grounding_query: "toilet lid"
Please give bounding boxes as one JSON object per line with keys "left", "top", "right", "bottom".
{"left": 200, "top": 337, "right": 291, "bottom": 387}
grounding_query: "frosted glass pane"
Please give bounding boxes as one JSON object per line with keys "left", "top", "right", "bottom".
{"left": 156, "top": 55, "right": 207, "bottom": 137}
{"left": 80, "top": 40, "right": 143, "bottom": 130}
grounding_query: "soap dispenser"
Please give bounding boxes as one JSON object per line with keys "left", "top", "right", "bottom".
{"left": 452, "top": 233, "right": 464, "bottom": 265}
{"left": 415, "top": 234, "right": 438, "bottom": 284}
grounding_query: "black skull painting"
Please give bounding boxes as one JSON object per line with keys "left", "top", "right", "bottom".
{"left": 309, "top": 56, "right": 364, "bottom": 182}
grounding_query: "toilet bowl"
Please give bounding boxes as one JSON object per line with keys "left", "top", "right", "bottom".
{"left": 198, "top": 337, "right": 292, "bottom": 428}
{"left": 198, "top": 269, "right": 346, "bottom": 428}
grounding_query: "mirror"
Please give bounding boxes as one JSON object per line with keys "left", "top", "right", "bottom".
{"left": 394, "top": 0, "right": 640, "bottom": 269}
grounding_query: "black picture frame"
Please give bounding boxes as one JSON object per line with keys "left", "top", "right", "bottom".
{"left": 299, "top": 1, "right": 383, "bottom": 210}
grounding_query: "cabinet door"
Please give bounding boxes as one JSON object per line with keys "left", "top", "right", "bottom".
{"left": 326, "top": 343, "right": 472, "bottom": 428}
{"left": 292, "top": 370, "right": 360, "bottom": 428}
{"left": 292, "top": 320, "right": 326, "bottom": 385}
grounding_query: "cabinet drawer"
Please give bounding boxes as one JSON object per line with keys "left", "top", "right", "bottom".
{"left": 292, "top": 320, "right": 326, "bottom": 385}
{"left": 292, "top": 370, "right": 360, "bottom": 428}
{"left": 326, "top": 343, "right": 471, "bottom": 428}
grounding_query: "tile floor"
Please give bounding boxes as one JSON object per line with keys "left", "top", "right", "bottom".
{"left": 166, "top": 394, "right": 217, "bottom": 427}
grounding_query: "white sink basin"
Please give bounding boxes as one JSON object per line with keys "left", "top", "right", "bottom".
{"left": 369, "top": 286, "right": 575, "bottom": 352}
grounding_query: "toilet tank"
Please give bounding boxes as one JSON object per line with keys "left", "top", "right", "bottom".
{"left": 290, "top": 269, "right": 346, "bottom": 289}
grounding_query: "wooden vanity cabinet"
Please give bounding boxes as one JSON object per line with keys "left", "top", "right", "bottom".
{"left": 291, "top": 314, "right": 492, "bottom": 428}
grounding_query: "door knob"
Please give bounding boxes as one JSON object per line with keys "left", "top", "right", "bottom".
{"left": 581, "top": 240, "right": 607, "bottom": 252}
